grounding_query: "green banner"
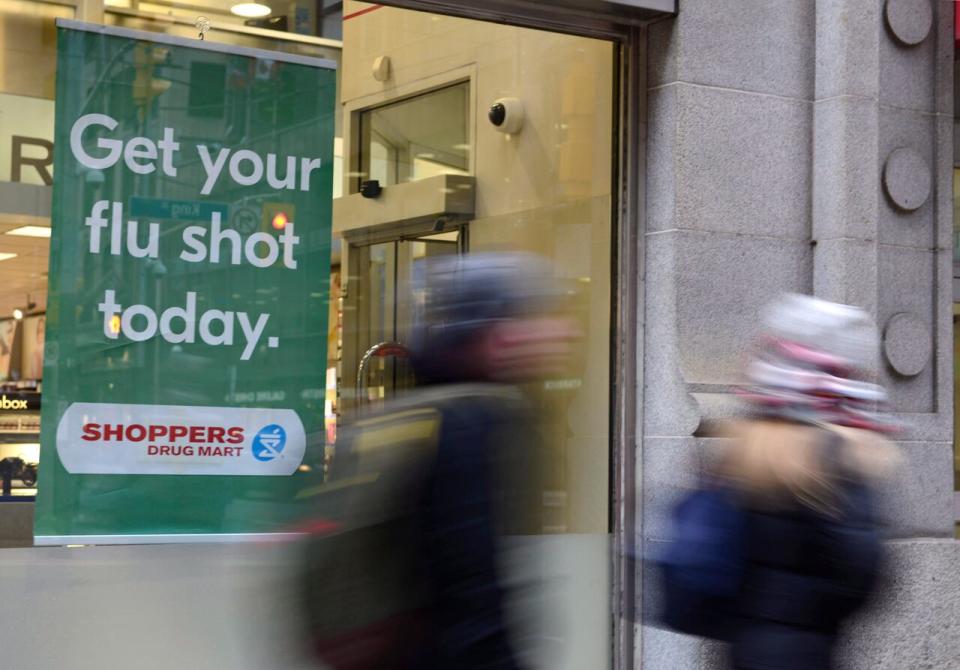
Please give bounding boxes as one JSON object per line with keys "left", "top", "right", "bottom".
{"left": 35, "top": 21, "right": 336, "bottom": 542}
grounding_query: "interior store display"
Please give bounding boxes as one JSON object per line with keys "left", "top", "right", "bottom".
{"left": 21, "top": 315, "right": 45, "bottom": 381}
{"left": 0, "top": 457, "right": 37, "bottom": 495}
{"left": 0, "top": 320, "right": 15, "bottom": 381}
{"left": 0, "top": 384, "right": 43, "bottom": 500}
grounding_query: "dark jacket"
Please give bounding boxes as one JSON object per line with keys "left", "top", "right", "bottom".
{"left": 313, "top": 384, "right": 533, "bottom": 670}
{"left": 415, "top": 386, "right": 533, "bottom": 669}
{"left": 729, "top": 431, "right": 887, "bottom": 670}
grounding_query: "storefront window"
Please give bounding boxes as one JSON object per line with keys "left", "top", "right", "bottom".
{"left": 0, "top": 0, "right": 71, "bottom": 504}
{"left": 336, "top": 4, "right": 617, "bottom": 665}
{"left": 0, "top": 0, "right": 67, "bottom": 189}
{"left": 340, "top": 4, "right": 615, "bottom": 535}
{"left": 0, "top": 0, "right": 629, "bottom": 664}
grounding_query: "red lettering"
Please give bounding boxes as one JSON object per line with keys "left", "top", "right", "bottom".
{"left": 88, "top": 424, "right": 245, "bottom": 448}
{"left": 82, "top": 423, "right": 101, "bottom": 441}
{"left": 126, "top": 424, "right": 146, "bottom": 442}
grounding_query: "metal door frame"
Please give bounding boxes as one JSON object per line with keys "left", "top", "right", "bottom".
{"left": 340, "top": 221, "right": 468, "bottom": 415}
{"left": 345, "top": 4, "right": 649, "bottom": 668}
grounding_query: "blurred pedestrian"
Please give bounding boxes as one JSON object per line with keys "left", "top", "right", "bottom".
{"left": 300, "top": 253, "right": 578, "bottom": 670}
{"left": 658, "top": 293, "right": 901, "bottom": 670}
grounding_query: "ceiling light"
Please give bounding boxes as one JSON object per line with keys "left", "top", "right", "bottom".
{"left": 0, "top": 253, "right": 17, "bottom": 262}
{"left": 231, "top": 2, "right": 271, "bottom": 17}
{"left": 14, "top": 295, "right": 36, "bottom": 322}
{"left": 5, "top": 226, "right": 51, "bottom": 238}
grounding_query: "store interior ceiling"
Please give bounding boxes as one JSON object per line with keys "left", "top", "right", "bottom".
{"left": 110, "top": 0, "right": 244, "bottom": 14}
{"left": 0, "top": 213, "right": 49, "bottom": 320}
{"left": 105, "top": 0, "right": 315, "bottom": 26}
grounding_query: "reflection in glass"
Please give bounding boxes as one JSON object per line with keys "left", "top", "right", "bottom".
{"left": 359, "top": 83, "right": 470, "bottom": 188}
{"left": 108, "top": 0, "right": 343, "bottom": 40}
{"left": 350, "top": 231, "right": 462, "bottom": 413}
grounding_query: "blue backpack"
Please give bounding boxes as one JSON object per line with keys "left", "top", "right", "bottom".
{"left": 657, "top": 485, "right": 747, "bottom": 640}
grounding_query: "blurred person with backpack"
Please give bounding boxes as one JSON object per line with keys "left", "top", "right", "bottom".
{"left": 299, "top": 253, "right": 579, "bottom": 670}
{"left": 657, "top": 293, "right": 901, "bottom": 670}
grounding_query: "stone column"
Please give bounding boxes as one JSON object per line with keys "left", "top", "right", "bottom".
{"left": 812, "top": 0, "right": 881, "bottom": 314}
{"left": 642, "top": 0, "right": 960, "bottom": 667}
{"left": 816, "top": 1, "right": 960, "bottom": 665}
{"left": 643, "top": 1, "right": 816, "bottom": 667}
{"left": 814, "top": 0, "right": 954, "bottom": 534}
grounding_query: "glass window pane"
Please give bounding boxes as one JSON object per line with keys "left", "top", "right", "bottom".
{"left": 0, "top": 0, "right": 71, "bottom": 100}
{"left": 358, "top": 82, "right": 470, "bottom": 189}
{"left": 338, "top": 8, "right": 616, "bottom": 665}
{"left": 0, "top": 0, "right": 70, "bottom": 506}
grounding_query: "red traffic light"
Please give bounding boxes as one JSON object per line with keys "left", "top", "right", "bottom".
{"left": 271, "top": 212, "right": 289, "bottom": 230}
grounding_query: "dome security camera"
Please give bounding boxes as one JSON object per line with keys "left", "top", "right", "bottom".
{"left": 488, "top": 98, "right": 524, "bottom": 134}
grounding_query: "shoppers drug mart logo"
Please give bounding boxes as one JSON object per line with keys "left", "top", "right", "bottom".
{"left": 252, "top": 424, "right": 286, "bottom": 462}
{"left": 56, "top": 403, "right": 305, "bottom": 476}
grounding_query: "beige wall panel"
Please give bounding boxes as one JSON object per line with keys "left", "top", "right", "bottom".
{"left": 0, "top": 0, "right": 70, "bottom": 100}
{"left": 342, "top": 2, "right": 613, "bottom": 219}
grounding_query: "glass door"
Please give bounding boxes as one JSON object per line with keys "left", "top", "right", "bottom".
{"left": 351, "top": 229, "right": 465, "bottom": 411}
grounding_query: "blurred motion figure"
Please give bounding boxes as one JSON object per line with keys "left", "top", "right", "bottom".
{"left": 300, "top": 253, "right": 578, "bottom": 670}
{"left": 658, "top": 294, "right": 901, "bottom": 670}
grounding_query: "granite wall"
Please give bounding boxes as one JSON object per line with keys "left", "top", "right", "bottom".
{"left": 641, "top": 1, "right": 958, "bottom": 667}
